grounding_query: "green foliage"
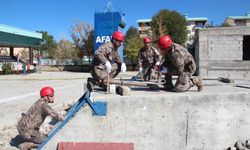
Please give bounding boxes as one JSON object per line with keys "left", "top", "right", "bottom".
{"left": 124, "top": 27, "right": 143, "bottom": 64}
{"left": 36, "top": 31, "right": 57, "bottom": 59}
{"left": 125, "top": 37, "right": 143, "bottom": 63}
{"left": 2, "top": 62, "right": 14, "bottom": 75}
{"left": 69, "top": 19, "right": 94, "bottom": 58}
{"left": 124, "top": 27, "right": 140, "bottom": 43}
{"left": 151, "top": 9, "right": 187, "bottom": 45}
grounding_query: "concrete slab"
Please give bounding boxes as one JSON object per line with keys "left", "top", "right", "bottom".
{"left": 0, "top": 71, "right": 250, "bottom": 150}
{"left": 45, "top": 85, "right": 250, "bottom": 150}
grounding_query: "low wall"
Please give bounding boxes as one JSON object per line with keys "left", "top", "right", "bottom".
{"left": 45, "top": 87, "right": 250, "bottom": 150}
{"left": 40, "top": 64, "right": 138, "bottom": 72}
{"left": 0, "top": 64, "right": 139, "bottom": 75}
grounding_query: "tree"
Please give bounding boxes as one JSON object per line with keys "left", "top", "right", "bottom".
{"left": 56, "top": 39, "right": 78, "bottom": 59}
{"left": 19, "top": 48, "right": 29, "bottom": 62}
{"left": 151, "top": 9, "right": 187, "bottom": 45}
{"left": 221, "top": 22, "right": 232, "bottom": 27}
{"left": 55, "top": 39, "right": 78, "bottom": 70}
{"left": 125, "top": 37, "right": 143, "bottom": 63}
{"left": 0, "top": 47, "right": 8, "bottom": 56}
{"left": 124, "top": 26, "right": 140, "bottom": 44}
{"left": 69, "top": 19, "right": 94, "bottom": 59}
{"left": 36, "top": 31, "right": 57, "bottom": 59}
{"left": 124, "top": 26, "right": 143, "bottom": 66}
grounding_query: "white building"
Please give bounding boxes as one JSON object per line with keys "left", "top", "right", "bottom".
{"left": 224, "top": 12, "right": 250, "bottom": 27}
{"left": 137, "top": 16, "right": 208, "bottom": 44}
{"left": 137, "top": 19, "right": 152, "bottom": 38}
{"left": 185, "top": 16, "right": 208, "bottom": 45}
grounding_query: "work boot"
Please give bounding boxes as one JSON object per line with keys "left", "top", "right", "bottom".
{"left": 192, "top": 76, "right": 204, "bottom": 92}
{"left": 163, "top": 73, "right": 174, "bottom": 91}
{"left": 163, "top": 84, "right": 174, "bottom": 91}
{"left": 99, "top": 80, "right": 108, "bottom": 92}
{"left": 87, "top": 78, "right": 97, "bottom": 92}
{"left": 18, "top": 142, "right": 36, "bottom": 150}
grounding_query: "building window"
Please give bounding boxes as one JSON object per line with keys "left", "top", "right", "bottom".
{"left": 186, "top": 22, "right": 191, "bottom": 26}
{"left": 195, "top": 21, "right": 206, "bottom": 28}
{"left": 138, "top": 23, "right": 143, "bottom": 27}
{"left": 235, "top": 20, "right": 246, "bottom": 26}
{"left": 243, "top": 35, "right": 250, "bottom": 60}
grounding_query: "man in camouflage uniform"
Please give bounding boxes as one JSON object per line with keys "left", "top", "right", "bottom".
{"left": 88, "top": 31, "right": 127, "bottom": 91}
{"left": 17, "top": 87, "right": 63, "bottom": 150}
{"left": 157, "top": 35, "right": 203, "bottom": 92}
{"left": 138, "top": 37, "right": 162, "bottom": 81}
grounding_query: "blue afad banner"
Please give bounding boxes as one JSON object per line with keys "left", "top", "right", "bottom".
{"left": 94, "top": 35, "right": 112, "bottom": 51}
{"left": 95, "top": 35, "right": 112, "bottom": 43}
{"left": 94, "top": 34, "right": 124, "bottom": 61}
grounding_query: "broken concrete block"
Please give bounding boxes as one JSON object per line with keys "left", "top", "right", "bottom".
{"left": 235, "top": 140, "right": 248, "bottom": 150}
{"left": 246, "top": 139, "right": 250, "bottom": 149}
{"left": 226, "top": 146, "right": 237, "bottom": 150}
{"left": 116, "top": 85, "right": 130, "bottom": 96}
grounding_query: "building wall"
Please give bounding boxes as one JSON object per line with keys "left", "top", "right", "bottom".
{"left": 247, "top": 19, "right": 250, "bottom": 26}
{"left": 137, "top": 21, "right": 152, "bottom": 38}
{"left": 225, "top": 18, "right": 250, "bottom": 27}
{"left": 186, "top": 20, "right": 207, "bottom": 45}
{"left": 195, "top": 26, "right": 250, "bottom": 79}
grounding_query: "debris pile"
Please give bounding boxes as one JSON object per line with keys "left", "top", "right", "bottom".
{"left": 227, "top": 139, "right": 250, "bottom": 150}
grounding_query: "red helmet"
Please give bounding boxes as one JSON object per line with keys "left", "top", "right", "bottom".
{"left": 112, "top": 31, "right": 124, "bottom": 42}
{"left": 40, "top": 86, "right": 54, "bottom": 97}
{"left": 143, "top": 37, "right": 151, "bottom": 44}
{"left": 158, "top": 35, "right": 173, "bottom": 49}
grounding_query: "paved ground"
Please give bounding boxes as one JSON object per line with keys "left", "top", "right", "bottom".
{"left": 0, "top": 71, "right": 249, "bottom": 149}
{"left": 0, "top": 71, "right": 143, "bottom": 149}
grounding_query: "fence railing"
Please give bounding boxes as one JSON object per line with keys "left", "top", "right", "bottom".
{"left": 40, "top": 59, "right": 91, "bottom": 66}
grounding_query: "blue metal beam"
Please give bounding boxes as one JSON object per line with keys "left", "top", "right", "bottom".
{"left": 37, "top": 90, "right": 107, "bottom": 150}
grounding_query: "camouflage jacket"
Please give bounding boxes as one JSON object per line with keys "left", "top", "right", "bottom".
{"left": 91, "top": 42, "right": 122, "bottom": 70}
{"left": 138, "top": 45, "right": 161, "bottom": 67}
{"left": 17, "top": 98, "right": 59, "bottom": 132}
{"left": 163, "top": 43, "right": 196, "bottom": 75}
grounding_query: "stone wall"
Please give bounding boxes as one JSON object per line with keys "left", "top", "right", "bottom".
{"left": 195, "top": 26, "right": 250, "bottom": 79}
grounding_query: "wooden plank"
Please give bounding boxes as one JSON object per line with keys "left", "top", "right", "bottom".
{"left": 109, "top": 80, "right": 164, "bottom": 87}
{"left": 57, "top": 142, "right": 134, "bottom": 150}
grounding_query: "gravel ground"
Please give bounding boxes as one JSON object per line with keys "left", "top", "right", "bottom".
{"left": 0, "top": 71, "right": 88, "bottom": 149}
{"left": 0, "top": 71, "right": 139, "bottom": 149}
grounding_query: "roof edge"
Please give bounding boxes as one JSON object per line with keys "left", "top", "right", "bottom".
{"left": 0, "top": 24, "right": 42, "bottom": 39}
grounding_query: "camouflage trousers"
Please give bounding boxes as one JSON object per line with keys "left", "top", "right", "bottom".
{"left": 142, "top": 65, "right": 156, "bottom": 81}
{"left": 18, "top": 128, "right": 47, "bottom": 144}
{"left": 90, "top": 63, "right": 121, "bottom": 84}
{"left": 162, "top": 59, "right": 196, "bottom": 92}
{"left": 164, "top": 73, "right": 194, "bottom": 92}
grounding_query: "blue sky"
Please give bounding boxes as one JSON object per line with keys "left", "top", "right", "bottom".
{"left": 1, "top": 0, "right": 249, "bottom": 41}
